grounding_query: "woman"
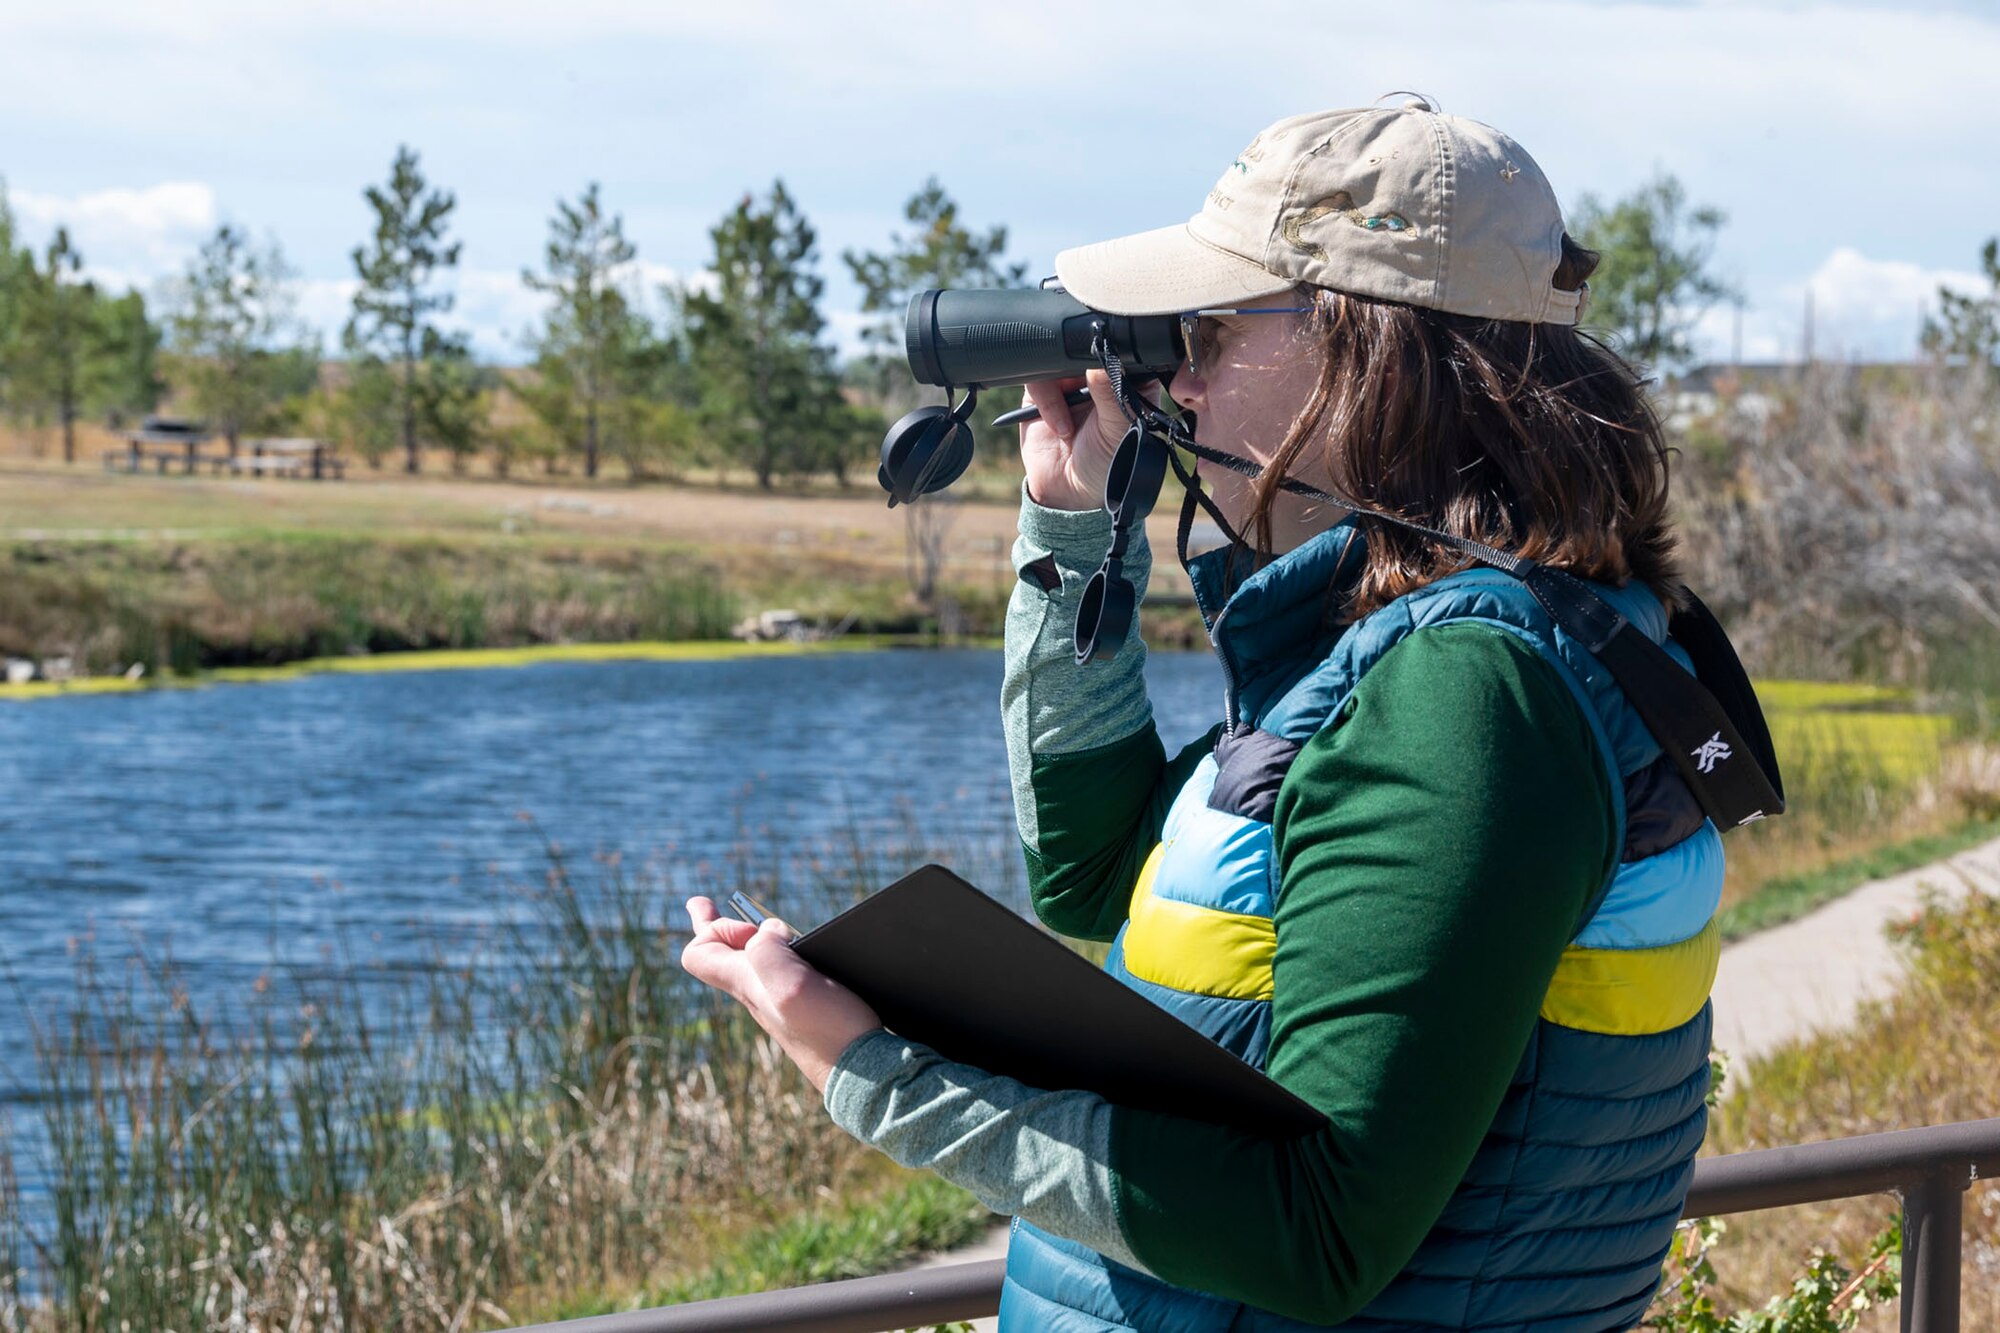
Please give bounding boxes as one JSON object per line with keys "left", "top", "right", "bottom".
{"left": 682, "top": 97, "right": 1722, "bottom": 1331}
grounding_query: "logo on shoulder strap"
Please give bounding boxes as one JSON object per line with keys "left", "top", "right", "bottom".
{"left": 1692, "top": 732, "right": 1733, "bottom": 774}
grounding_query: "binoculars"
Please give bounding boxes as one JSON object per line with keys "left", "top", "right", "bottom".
{"left": 878, "top": 287, "right": 1187, "bottom": 506}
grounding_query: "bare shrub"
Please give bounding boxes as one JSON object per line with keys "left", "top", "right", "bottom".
{"left": 1673, "top": 363, "right": 2000, "bottom": 686}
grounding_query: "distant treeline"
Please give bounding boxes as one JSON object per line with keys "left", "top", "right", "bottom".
{"left": 0, "top": 153, "right": 1995, "bottom": 489}
{"left": 0, "top": 153, "right": 1027, "bottom": 487}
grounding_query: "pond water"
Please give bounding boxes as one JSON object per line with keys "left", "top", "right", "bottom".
{"left": 0, "top": 647, "right": 1227, "bottom": 1101}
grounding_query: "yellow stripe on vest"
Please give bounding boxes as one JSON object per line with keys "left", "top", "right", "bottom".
{"left": 1122, "top": 842, "right": 1276, "bottom": 1001}
{"left": 1540, "top": 918, "right": 1720, "bottom": 1036}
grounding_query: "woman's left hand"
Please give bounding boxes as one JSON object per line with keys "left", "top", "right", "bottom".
{"left": 679, "top": 896, "right": 884, "bottom": 1096}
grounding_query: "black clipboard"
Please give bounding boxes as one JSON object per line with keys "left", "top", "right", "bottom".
{"left": 790, "top": 864, "right": 1328, "bottom": 1137}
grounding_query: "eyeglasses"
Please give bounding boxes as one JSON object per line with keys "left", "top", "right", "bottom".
{"left": 1177, "top": 307, "right": 1313, "bottom": 379}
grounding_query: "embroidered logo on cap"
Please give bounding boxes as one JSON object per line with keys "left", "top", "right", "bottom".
{"left": 1282, "top": 192, "right": 1417, "bottom": 260}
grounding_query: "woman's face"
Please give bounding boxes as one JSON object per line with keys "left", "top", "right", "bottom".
{"left": 1167, "top": 294, "right": 1343, "bottom": 556}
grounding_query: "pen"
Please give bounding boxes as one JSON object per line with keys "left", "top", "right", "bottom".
{"left": 728, "top": 890, "right": 777, "bottom": 928}
{"left": 990, "top": 387, "right": 1094, "bottom": 430}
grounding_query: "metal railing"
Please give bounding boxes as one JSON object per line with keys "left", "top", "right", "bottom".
{"left": 509, "top": 1117, "right": 2000, "bottom": 1333}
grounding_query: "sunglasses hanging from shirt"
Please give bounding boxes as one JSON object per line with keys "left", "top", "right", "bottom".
{"left": 1082, "top": 335, "right": 1787, "bottom": 836}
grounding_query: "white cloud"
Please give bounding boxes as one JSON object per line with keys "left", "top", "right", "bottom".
{"left": 295, "top": 277, "right": 361, "bottom": 350}
{"left": 604, "top": 258, "right": 706, "bottom": 309}
{"left": 7, "top": 4, "right": 1996, "bottom": 372}
{"left": 1796, "top": 248, "right": 1988, "bottom": 360}
{"left": 1688, "top": 303, "right": 1787, "bottom": 366}
{"left": 1686, "top": 248, "right": 1990, "bottom": 366}
{"left": 312, "top": 269, "right": 555, "bottom": 362}
{"left": 11, "top": 182, "right": 217, "bottom": 276}
{"left": 455, "top": 261, "right": 715, "bottom": 361}
{"left": 0, "top": 187, "right": 699, "bottom": 361}
{"left": 451, "top": 268, "right": 553, "bottom": 361}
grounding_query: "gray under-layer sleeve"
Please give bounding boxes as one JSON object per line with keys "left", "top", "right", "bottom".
{"left": 823, "top": 1027, "right": 1148, "bottom": 1273}
{"left": 1001, "top": 479, "right": 1156, "bottom": 845}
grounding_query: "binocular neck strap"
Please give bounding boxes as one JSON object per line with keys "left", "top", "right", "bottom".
{"left": 1090, "top": 340, "right": 1785, "bottom": 831}
{"left": 1094, "top": 337, "right": 1529, "bottom": 580}
{"left": 1163, "top": 446, "right": 1249, "bottom": 586}
{"left": 1091, "top": 338, "right": 1253, "bottom": 586}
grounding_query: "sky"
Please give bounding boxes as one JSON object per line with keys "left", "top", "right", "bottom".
{"left": 0, "top": 0, "right": 1995, "bottom": 367}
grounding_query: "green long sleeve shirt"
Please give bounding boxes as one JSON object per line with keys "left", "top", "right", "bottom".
{"left": 824, "top": 487, "right": 1616, "bottom": 1326}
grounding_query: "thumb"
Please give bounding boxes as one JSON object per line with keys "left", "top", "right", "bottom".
{"left": 755, "top": 916, "right": 799, "bottom": 945}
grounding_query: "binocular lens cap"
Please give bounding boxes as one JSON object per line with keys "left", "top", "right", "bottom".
{"left": 878, "top": 405, "right": 974, "bottom": 507}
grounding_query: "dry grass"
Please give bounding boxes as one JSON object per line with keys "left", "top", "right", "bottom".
{"left": 0, "top": 446, "right": 1194, "bottom": 632}
{"left": 0, "top": 454, "right": 1099, "bottom": 672}
{"left": 1685, "top": 887, "right": 2000, "bottom": 1330}
{"left": 1714, "top": 680, "right": 1993, "bottom": 929}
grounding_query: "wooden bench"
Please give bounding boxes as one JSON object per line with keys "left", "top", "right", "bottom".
{"left": 241, "top": 438, "right": 346, "bottom": 481}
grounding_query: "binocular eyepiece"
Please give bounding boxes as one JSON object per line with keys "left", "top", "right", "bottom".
{"left": 878, "top": 287, "right": 1186, "bottom": 506}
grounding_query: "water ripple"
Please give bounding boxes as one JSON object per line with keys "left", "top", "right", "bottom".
{"left": 0, "top": 647, "right": 1224, "bottom": 1096}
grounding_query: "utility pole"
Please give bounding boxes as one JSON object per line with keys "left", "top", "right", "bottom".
{"left": 1732, "top": 297, "right": 1743, "bottom": 368}
{"left": 1802, "top": 288, "right": 1815, "bottom": 365}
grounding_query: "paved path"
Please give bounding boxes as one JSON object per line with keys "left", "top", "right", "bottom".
{"left": 907, "top": 833, "right": 2000, "bottom": 1326}
{"left": 1709, "top": 832, "right": 2000, "bottom": 1073}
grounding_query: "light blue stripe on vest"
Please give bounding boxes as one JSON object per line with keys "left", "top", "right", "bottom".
{"left": 1154, "top": 758, "right": 1277, "bottom": 917}
{"left": 1574, "top": 821, "right": 1725, "bottom": 950}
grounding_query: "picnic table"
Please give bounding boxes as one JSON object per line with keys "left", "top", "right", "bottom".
{"left": 103, "top": 418, "right": 225, "bottom": 474}
{"left": 100, "top": 423, "right": 344, "bottom": 480}
{"left": 236, "top": 437, "right": 346, "bottom": 480}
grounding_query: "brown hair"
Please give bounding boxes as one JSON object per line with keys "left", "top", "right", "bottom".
{"left": 1241, "top": 235, "right": 1683, "bottom": 619}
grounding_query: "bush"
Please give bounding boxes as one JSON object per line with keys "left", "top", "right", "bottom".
{"left": 1674, "top": 364, "right": 2000, "bottom": 691}
{"left": 0, "top": 536, "right": 739, "bottom": 674}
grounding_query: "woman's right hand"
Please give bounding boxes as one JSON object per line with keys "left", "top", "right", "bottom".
{"left": 1018, "top": 369, "right": 1127, "bottom": 512}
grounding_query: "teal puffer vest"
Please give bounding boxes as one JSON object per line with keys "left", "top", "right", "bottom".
{"left": 1001, "top": 522, "right": 1720, "bottom": 1332}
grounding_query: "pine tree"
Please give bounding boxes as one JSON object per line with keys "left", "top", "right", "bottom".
{"left": 11, "top": 228, "right": 98, "bottom": 462}
{"left": 336, "top": 358, "right": 403, "bottom": 469}
{"left": 168, "top": 224, "right": 311, "bottom": 453}
{"left": 844, "top": 177, "right": 1029, "bottom": 468}
{"left": 2, "top": 204, "right": 162, "bottom": 448}
{"left": 344, "top": 145, "right": 463, "bottom": 473}
{"left": 523, "top": 183, "right": 641, "bottom": 479}
{"left": 0, "top": 179, "right": 27, "bottom": 420}
{"left": 845, "top": 177, "right": 1027, "bottom": 367}
{"left": 415, "top": 340, "right": 490, "bottom": 475}
{"left": 678, "top": 180, "right": 850, "bottom": 489}
{"left": 1571, "top": 171, "right": 1735, "bottom": 376}
{"left": 88, "top": 289, "right": 164, "bottom": 427}
{"left": 1922, "top": 237, "right": 2000, "bottom": 378}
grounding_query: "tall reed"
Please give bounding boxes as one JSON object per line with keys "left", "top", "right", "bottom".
{"left": 0, "top": 812, "right": 1022, "bottom": 1332}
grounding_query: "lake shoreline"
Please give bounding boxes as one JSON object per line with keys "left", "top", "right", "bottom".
{"left": 0, "top": 632, "right": 1008, "bottom": 702}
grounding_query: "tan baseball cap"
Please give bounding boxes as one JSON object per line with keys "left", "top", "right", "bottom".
{"left": 1053, "top": 97, "right": 1583, "bottom": 325}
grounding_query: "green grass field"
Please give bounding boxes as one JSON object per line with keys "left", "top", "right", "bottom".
{"left": 1720, "top": 676, "right": 1992, "bottom": 928}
